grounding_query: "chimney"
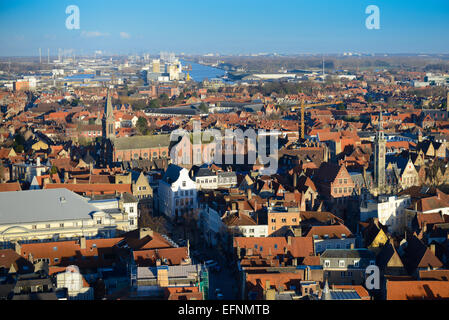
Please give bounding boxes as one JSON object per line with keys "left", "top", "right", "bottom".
{"left": 80, "top": 237, "right": 86, "bottom": 249}
{"left": 430, "top": 243, "right": 436, "bottom": 255}
{"left": 187, "top": 239, "right": 190, "bottom": 257}
{"left": 293, "top": 226, "right": 302, "bottom": 237}
{"left": 139, "top": 228, "right": 154, "bottom": 239}
{"left": 14, "top": 242, "right": 21, "bottom": 255}
{"left": 157, "top": 266, "right": 169, "bottom": 287}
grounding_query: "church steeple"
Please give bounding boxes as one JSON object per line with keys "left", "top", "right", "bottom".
{"left": 374, "top": 107, "right": 386, "bottom": 193}
{"left": 103, "top": 89, "right": 115, "bottom": 139}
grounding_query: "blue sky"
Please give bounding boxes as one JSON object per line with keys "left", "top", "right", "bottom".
{"left": 0, "top": 0, "right": 448, "bottom": 56}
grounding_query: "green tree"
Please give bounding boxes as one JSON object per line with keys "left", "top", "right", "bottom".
{"left": 148, "top": 99, "right": 161, "bottom": 109}
{"left": 336, "top": 103, "right": 346, "bottom": 110}
{"left": 50, "top": 165, "right": 58, "bottom": 175}
{"left": 70, "top": 99, "right": 80, "bottom": 107}
{"left": 136, "top": 117, "right": 149, "bottom": 135}
{"left": 13, "top": 134, "right": 25, "bottom": 153}
{"left": 198, "top": 102, "right": 209, "bottom": 113}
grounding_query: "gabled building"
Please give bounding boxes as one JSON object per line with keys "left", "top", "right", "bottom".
{"left": 158, "top": 164, "right": 198, "bottom": 220}
{"left": 320, "top": 249, "right": 376, "bottom": 285}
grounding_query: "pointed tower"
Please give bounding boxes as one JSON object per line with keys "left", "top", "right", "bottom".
{"left": 374, "top": 108, "right": 386, "bottom": 193}
{"left": 103, "top": 89, "right": 115, "bottom": 139}
{"left": 321, "top": 278, "right": 332, "bottom": 300}
{"left": 300, "top": 99, "right": 305, "bottom": 140}
{"left": 446, "top": 91, "right": 449, "bottom": 112}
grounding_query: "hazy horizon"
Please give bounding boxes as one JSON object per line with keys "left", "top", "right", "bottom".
{"left": 1, "top": 0, "right": 448, "bottom": 57}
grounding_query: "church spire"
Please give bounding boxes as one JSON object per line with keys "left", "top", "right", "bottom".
{"left": 105, "top": 89, "right": 113, "bottom": 120}
{"left": 102, "top": 88, "right": 115, "bottom": 139}
{"left": 379, "top": 107, "right": 383, "bottom": 131}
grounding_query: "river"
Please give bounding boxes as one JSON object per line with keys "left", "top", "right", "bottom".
{"left": 181, "top": 60, "right": 226, "bottom": 82}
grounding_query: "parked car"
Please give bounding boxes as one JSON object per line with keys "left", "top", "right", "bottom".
{"left": 215, "top": 289, "right": 224, "bottom": 300}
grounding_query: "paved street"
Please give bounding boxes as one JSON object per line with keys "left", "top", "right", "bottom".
{"left": 191, "top": 245, "right": 240, "bottom": 300}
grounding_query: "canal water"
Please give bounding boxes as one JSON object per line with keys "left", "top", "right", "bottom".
{"left": 181, "top": 60, "right": 226, "bottom": 82}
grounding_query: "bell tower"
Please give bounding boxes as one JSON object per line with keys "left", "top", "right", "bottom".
{"left": 374, "top": 108, "right": 386, "bottom": 193}
{"left": 102, "top": 89, "right": 115, "bottom": 139}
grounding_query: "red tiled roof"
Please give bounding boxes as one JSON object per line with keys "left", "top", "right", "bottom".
{"left": 305, "top": 224, "right": 353, "bottom": 239}
{"left": 387, "top": 280, "right": 449, "bottom": 300}
{"left": 234, "top": 236, "right": 314, "bottom": 258}
{"left": 133, "top": 247, "right": 189, "bottom": 266}
{"left": 0, "top": 182, "right": 22, "bottom": 192}
{"left": 20, "top": 238, "right": 124, "bottom": 267}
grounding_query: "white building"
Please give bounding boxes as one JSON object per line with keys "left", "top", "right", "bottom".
{"left": 235, "top": 224, "right": 268, "bottom": 238}
{"left": 360, "top": 195, "right": 411, "bottom": 235}
{"left": 88, "top": 193, "right": 139, "bottom": 232}
{"left": 55, "top": 266, "right": 94, "bottom": 300}
{"left": 199, "top": 205, "right": 225, "bottom": 246}
{"left": 158, "top": 164, "right": 198, "bottom": 220}
{"left": 0, "top": 189, "right": 119, "bottom": 244}
{"left": 194, "top": 168, "right": 218, "bottom": 190}
{"left": 11, "top": 157, "right": 50, "bottom": 183}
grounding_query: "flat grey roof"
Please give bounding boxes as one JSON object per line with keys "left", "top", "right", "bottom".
{"left": 329, "top": 290, "right": 361, "bottom": 300}
{"left": 321, "top": 249, "right": 375, "bottom": 259}
{"left": 0, "top": 188, "right": 101, "bottom": 225}
{"left": 137, "top": 264, "right": 204, "bottom": 280}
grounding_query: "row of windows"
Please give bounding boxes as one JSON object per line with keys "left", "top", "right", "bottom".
{"left": 271, "top": 218, "right": 298, "bottom": 223}
{"left": 323, "top": 259, "right": 375, "bottom": 268}
{"left": 32, "top": 222, "right": 80, "bottom": 230}
{"left": 116, "top": 151, "right": 167, "bottom": 161}
{"left": 175, "top": 189, "right": 194, "bottom": 197}
{"left": 175, "top": 198, "right": 194, "bottom": 206}
{"left": 317, "top": 242, "right": 352, "bottom": 251}
{"left": 333, "top": 187, "right": 352, "bottom": 194}
{"left": 198, "top": 178, "right": 217, "bottom": 184}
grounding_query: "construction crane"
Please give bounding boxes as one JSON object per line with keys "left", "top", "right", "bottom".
{"left": 291, "top": 100, "right": 343, "bottom": 111}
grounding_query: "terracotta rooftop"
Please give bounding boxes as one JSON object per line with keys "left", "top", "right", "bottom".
{"left": 387, "top": 280, "right": 449, "bottom": 300}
